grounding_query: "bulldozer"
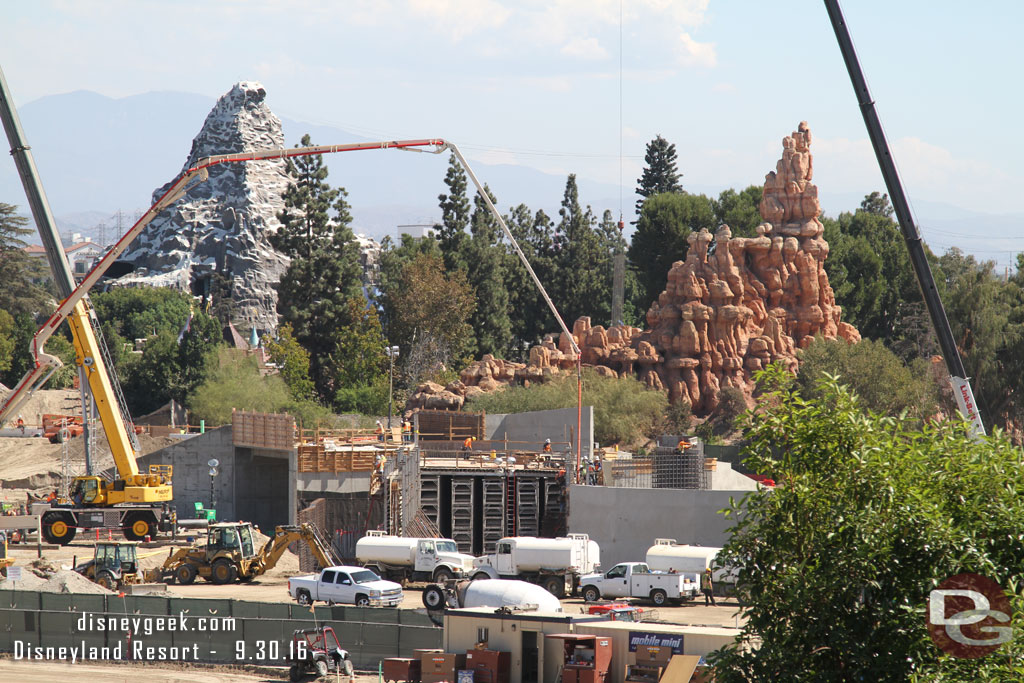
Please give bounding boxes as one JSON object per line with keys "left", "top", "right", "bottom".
{"left": 74, "top": 541, "right": 143, "bottom": 590}
{"left": 148, "top": 522, "right": 338, "bottom": 585}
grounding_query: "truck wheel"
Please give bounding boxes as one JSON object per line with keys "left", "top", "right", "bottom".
{"left": 433, "top": 567, "right": 454, "bottom": 582}
{"left": 650, "top": 589, "right": 668, "bottom": 606}
{"left": 341, "top": 659, "right": 353, "bottom": 676}
{"left": 422, "top": 585, "right": 445, "bottom": 610}
{"left": 211, "top": 558, "right": 237, "bottom": 584}
{"left": 296, "top": 589, "right": 312, "bottom": 606}
{"left": 95, "top": 569, "right": 118, "bottom": 591}
{"left": 315, "top": 659, "right": 329, "bottom": 676}
{"left": 175, "top": 563, "right": 197, "bottom": 585}
{"left": 543, "top": 576, "right": 565, "bottom": 598}
{"left": 355, "top": 594, "right": 370, "bottom": 607}
{"left": 471, "top": 572, "right": 491, "bottom": 581}
{"left": 288, "top": 664, "right": 302, "bottom": 682}
{"left": 42, "top": 511, "right": 76, "bottom": 545}
{"left": 582, "top": 586, "right": 601, "bottom": 602}
{"left": 122, "top": 513, "right": 156, "bottom": 542}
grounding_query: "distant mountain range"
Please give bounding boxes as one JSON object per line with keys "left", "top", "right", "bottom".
{"left": 2, "top": 89, "right": 1020, "bottom": 270}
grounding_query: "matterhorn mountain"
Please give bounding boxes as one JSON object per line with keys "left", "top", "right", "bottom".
{"left": 117, "top": 81, "right": 290, "bottom": 334}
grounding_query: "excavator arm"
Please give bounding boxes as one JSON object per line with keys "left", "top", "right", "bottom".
{"left": 252, "top": 523, "right": 339, "bottom": 577}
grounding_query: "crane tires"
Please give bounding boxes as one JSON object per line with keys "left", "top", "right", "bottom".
{"left": 211, "top": 558, "right": 237, "bottom": 584}
{"left": 95, "top": 569, "right": 118, "bottom": 591}
{"left": 42, "top": 511, "right": 76, "bottom": 545}
{"left": 422, "top": 584, "right": 446, "bottom": 610}
{"left": 175, "top": 563, "right": 197, "bottom": 585}
{"left": 122, "top": 513, "right": 156, "bottom": 542}
{"left": 650, "top": 589, "right": 668, "bottom": 606}
{"left": 582, "top": 586, "right": 601, "bottom": 603}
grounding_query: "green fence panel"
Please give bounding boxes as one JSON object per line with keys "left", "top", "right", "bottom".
{"left": 258, "top": 602, "right": 292, "bottom": 620}
{"left": 398, "top": 625, "right": 444, "bottom": 654}
{"left": 118, "top": 594, "right": 171, "bottom": 616}
{"left": 347, "top": 622, "right": 400, "bottom": 669}
{"left": 399, "top": 610, "right": 438, "bottom": 627}
{"left": 38, "top": 610, "right": 76, "bottom": 646}
{"left": 168, "top": 597, "right": 232, "bottom": 620}
{"left": 1, "top": 589, "right": 41, "bottom": 611}
{"left": 66, "top": 605, "right": 110, "bottom": 651}
{"left": 0, "top": 609, "right": 14, "bottom": 650}
{"left": 239, "top": 618, "right": 293, "bottom": 664}
{"left": 230, "top": 600, "right": 261, "bottom": 619}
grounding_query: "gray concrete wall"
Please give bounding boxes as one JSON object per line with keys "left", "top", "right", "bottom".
{"left": 568, "top": 485, "right": 749, "bottom": 568}
{"left": 138, "top": 427, "right": 236, "bottom": 522}
{"left": 486, "top": 406, "right": 594, "bottom": 456}
{"left": 298, "top": 471, "right": 371, "bottom": 496}
{"left": 138, "top": 427, "right": 296, "bottom": 532}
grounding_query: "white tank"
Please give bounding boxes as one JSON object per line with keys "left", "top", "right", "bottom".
{"left": 498, "top": 535, "right": 599, "bottom": 573}
{"left": 646, "top": 540, "right": 722, "bottom": 575}
{"left": 356, "top": 535, "right": 419, "bottom": 566}
{"left": 462, "top": 580, "right": 562, "bottom": 612}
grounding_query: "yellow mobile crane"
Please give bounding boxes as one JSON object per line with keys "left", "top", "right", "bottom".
{"left": 0, "top": 67, "right": 174, "bottom": 545}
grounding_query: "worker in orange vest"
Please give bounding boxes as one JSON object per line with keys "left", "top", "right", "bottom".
{"left": 461, "top": 436, "right": 474, "bottom": 460}
{"left": 543, "top": 439, "right": 552, "bottom": 453}
{"left": 16, "top": 416, "right": 25, "bottom": 435}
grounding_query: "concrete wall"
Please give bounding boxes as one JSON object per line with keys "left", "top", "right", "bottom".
{"left": 138, "top": 426, "right": 296, "bottom": 532}
{"left": 486, "top": 406, "right": 594, "bottom": 456}
{"left": 298, "top": 471, "right": 372, "bottom": 496}
{"left": 568, "top": 485, "right": 748, "bottom": 568}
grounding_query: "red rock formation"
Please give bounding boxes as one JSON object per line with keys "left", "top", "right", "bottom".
{"left": 405, "top": 122, "right": 860, "bottom": 416}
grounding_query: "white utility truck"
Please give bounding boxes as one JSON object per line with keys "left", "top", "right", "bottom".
{"left": 288, "top": 565, "right": 403, "bottom": 607}
{"left": 579, "top": 562, "right": 699, "bottom": 606}
{"left": 356, "top": 531, "right": 476, "bottom": 583}
{"left": 471, "top": 534, "right": 600, "bottom": 597}
{"left": 645, "top": 539, "right": 733, "bottom": 584}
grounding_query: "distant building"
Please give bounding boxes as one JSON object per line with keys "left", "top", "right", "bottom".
{"left": 24, "top": 240, "right": 105, "bottom": 279}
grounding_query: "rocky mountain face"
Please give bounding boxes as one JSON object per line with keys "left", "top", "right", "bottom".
{"left": 117, "top": 82, "right": 290, "bottom": 334}
{"left": 409, "top": 122, "right": 861, "bottom": 415}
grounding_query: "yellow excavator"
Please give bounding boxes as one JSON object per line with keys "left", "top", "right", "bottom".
{"left": 147, "top": 522, "right": 338, "bottom": 585}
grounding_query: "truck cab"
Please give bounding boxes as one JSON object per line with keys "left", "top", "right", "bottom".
{"left": 414, "top": 538, "right": 473, "bottom": 576}
{"left": 289, "top": 565, "right": 403, "bottom": 607}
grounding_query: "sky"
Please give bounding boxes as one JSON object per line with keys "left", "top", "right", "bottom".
{"left": 3, "top": 0, "right": 1023, "bottom": 261}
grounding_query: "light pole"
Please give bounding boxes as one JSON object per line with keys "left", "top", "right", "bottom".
{"left": 386, "top": 346, "right": 399, "bottom": 429}
{"left": 207, "top": 458, "right": 219, "bottom": 517}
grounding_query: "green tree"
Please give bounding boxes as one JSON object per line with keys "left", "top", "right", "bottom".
{"left": 713, "top": 185, "right": 763, "bottom": 237}
{"left": 0, "top": 312, "right": 39, "bottom": 388}
{"left": 263, "top": 323, "right": 315, "bottom": 402}
{"left": 384, "top": 253, "right": 475, "bottom": 385}
{"left": 464, "top": 186, "right": 512, "bottom": 357}
{"left": 941, "top": 248, "right": 1024, "bottom": 434}
{"left": 797, "top": 336, "right": 939, "bottom": 419}
{"left": 823, "top": 193, "right": 923, "bottom": 347}
{"left": 0, "top": 203, "right": 49, "bottom": 315}
{"left": 635, "top": 135, "right": 683, "bottom": 216}
{"left": 0, "top": 310, "right": 15, "bottom": 377}
{"left": 436, "top": 153, "right": 471, "bottom": 274}
{"left": 711, "top": 364, "right": 1024, "bottom": 681}
{"left": 272, "top": 134, "right": 365, "bottom": 402}
{"left": 552, "top": 175, "right": 615, "bottom": 324}
{"left": 505, "top": 204, "right": 558, "bottom": 351}
{"left": 628, "top": 192, "right": 716, "bottom": 313}
{"left": 330, "top": 298, "right": 388, "bottom": 413}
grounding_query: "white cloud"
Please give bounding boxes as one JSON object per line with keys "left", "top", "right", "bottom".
{"left": 676, "top": 32, "right": 717, "bottom": 67}
{"left": 561, "top": 37, "right": 608, "bottom": 60}
{"left": 408, "top": 0, "right": 512, "bottom": 41}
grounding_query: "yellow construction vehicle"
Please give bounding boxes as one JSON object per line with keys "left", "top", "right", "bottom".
{"left": 0, "top": 68, "right": 174, "bottom": 546}
{"left": 147, "top": 522, "right": 338, "bottom": 585}
{"left": 74, "top": 541, "right": 144, "bottom": 590}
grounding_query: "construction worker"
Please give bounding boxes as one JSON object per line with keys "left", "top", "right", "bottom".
{"left": 375, "top": 420, "right": 384, "bottom": 443}
{"left": 16, "top": 416, "right": 25, "bottom": 435}
{"left": 702, "top": 568, "right": 717, "bottom": 606}
{"left": 677, "top": 439, "right": 692, "bottom": 454}
{"left": 402, "top": 420, "right": 412, "bottom": 443}
{"left": 461, "top": 436, "right": 474, "bottom": 459}
{"left": 543, "top": 439, "right": 552, "bottom": 453}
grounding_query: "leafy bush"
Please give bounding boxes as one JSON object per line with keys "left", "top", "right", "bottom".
{"left": 796, "top": 336, "right": 938, "bottom": 418}
{"left": 467, "top": 369, "right": 667, "bottom": 446}
{"left": 716, "top": 386, "right": 747, "bottom": 426}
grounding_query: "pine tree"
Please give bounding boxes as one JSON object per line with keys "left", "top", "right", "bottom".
{"left": 553, "top": 175, "right": 609, "bottom": 324}
{"left": 635, "top": 135, "right": 683, "bottom": 215}
{"left": 273, "top": 134, "right": 366, "bottom": 403}
{"left": 465, "top": 186, "right": 512, "bottom": 358}
{"left": 436, "top": 154, "right": 471, "bottom": 274}
{"left": 0, "top": 203, "right": 48, "bottom": 315}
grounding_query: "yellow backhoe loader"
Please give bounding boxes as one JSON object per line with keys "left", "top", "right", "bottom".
{"left": 147, "top": 522, "right": 338, "bottom": 585}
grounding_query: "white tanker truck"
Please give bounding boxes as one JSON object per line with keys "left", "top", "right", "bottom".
{"left": 356, "top": 531, "right": 477, "bottom": 583}
{"left": 471, "top": 534, "right": 600, "bottom": 597}
{"left": 645, "top": 538, "right": 734, "bottom": 585}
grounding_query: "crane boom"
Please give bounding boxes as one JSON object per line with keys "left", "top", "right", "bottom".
{"left": 823, "top": 0, "right": 985, "bottom": 436}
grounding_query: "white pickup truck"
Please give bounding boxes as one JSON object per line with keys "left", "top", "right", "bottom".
{"left": 288, "top": 565, "right": 403, "bottom": 607}
{"left": 579, "top": 562, "right": 699, "bottom": 606}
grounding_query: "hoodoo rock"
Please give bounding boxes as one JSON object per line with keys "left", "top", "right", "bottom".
{"left": 406, "top": 122, "right": 860, "bottom": 416}
{"left": 117, "top": 81, "right": 290, "bottom": 334}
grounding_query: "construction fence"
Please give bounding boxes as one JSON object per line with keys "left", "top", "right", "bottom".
{"left": 0, "top": 590, "right": 440, "bottom": 669}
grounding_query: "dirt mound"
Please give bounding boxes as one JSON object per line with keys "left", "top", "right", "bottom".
{"left": 38, "top": 569, "right": 113, "bottom": 594}
{"left": 251, "top": 528, "right": 301, "bottom": 576}
{"left": 28, "top": 557, "right": 59, "bottom": 579}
